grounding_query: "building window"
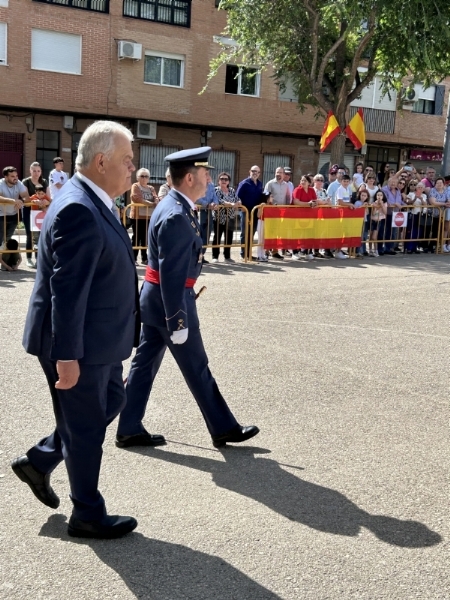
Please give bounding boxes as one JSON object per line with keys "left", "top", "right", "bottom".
{"left": 140, "top": 144, "right": 180, "bottom": 184}
{"left": 0, "top": 1, "right": 8, "bottom": 8}
{"left": 123, "top": 0, "right": 191, "bottom": 28}
{"left": 32, "top": 0, "right": 109, "bottom": 13}
{"left": 36, "top": 130, "right": 60, "bottom": 180}
{"left": 225, "top": 65, "right": 260, "bottom": 97}
{"left": 32, "top": 30, "right": 82, "bottom": 75}
{"left": 144, "top": 52, "right": 184, "bottom": 87}
{"left": 413, "top": 99, "right": 435, "bottom": 115}
{"left": 0, "top": 23, "right": 6, "bottom": 65}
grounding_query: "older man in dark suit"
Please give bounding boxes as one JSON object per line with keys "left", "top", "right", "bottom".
{"left": 116, "top": 147, "right": 259, "bottom": 449}
{"left": 11, "top": 121, "right": 140, "bottom": 539}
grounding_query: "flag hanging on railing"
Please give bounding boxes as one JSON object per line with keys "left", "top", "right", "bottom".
{"left": 345, "top": 108, "right": 366, "bottom": 149}
{"left": 262, "top": 206, "right": 365, "bottom": 250}
{"left": 319, "top": 111, "right": 341, "bottom": 152}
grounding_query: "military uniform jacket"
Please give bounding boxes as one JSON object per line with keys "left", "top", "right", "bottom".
{"left": 23, "top": 176, "right": 140, "bottom": 364}
{"left": 140, "top": 188, "right": 203, "bottom": 332}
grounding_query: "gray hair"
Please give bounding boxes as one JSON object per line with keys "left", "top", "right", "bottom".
{"left": 136, "top": 168, "right": 150, "bottom": 178}
{"left": 75, "top": 121, "right": 133, "bottom": 169}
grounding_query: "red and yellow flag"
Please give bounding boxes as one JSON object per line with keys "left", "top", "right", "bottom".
{"left": 319, "top": 111, "right": 341, "bottom": 152}
{"left": 345, "top": 108, "right": 366, "bottom": 150}
{"left": 262, "top": 206, "right": 365, "bottom": 250}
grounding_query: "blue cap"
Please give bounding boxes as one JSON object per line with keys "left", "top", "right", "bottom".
{"left": 165, "top": 146, "right": 215, "bottom": 169}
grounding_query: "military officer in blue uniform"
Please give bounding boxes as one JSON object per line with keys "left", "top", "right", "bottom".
{"left": 116, "top": 147, "right": 259, "bottom": 449}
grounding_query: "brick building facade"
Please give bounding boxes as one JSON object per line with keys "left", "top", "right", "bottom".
{"left": 0, "top": 0, "right": 448, "bottom": 187}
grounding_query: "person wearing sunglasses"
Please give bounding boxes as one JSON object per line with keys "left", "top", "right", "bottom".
{"left": 211, "top": 172, "right": 240, "bottom": 263}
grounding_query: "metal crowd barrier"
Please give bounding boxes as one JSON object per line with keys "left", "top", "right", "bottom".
{"left": 123, "top": 203, "right": 250, "bottom": 262}
{"left": 248, "top": 203, "right": 446, "bottom": 259}
{"left": 0, "top": 202, "right": 42, "bottom": 257}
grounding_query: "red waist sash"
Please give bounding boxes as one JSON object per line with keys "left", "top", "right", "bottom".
{"left": 145, "top": 267, "right": 196, "bottom": 288}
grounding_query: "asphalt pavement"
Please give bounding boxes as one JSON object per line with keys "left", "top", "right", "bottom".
{"left": 0, "top": 252, "right": 448, "bottom": 599}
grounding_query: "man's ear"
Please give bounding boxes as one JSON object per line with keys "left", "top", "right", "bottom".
{"left": 94, "top": 153, "right": 107, "bottom": 175}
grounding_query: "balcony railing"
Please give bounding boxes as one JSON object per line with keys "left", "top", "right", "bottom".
{"left": 33, "top": 0, "right": 109, "bottom": 13}
{"left": 123, "top": 0, "right": 191, "bottom": 28}
{"left": 348, "top": 106, "right": 396, "bottom": 135}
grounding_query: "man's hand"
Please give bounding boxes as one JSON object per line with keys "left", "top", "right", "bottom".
{"left": 55, "top": 360, "right": 80, "bottom": 390}
{"left": 170, "top": 329, "right": 189, "bottom": 345}
{"left": 14, "top": 199, "right": 24, "bottom": 210}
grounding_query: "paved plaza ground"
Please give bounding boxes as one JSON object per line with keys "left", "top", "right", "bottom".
{"left": 0, "top": 253, "right": 448, "bottom": 599}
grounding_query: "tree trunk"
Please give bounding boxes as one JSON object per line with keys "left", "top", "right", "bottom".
{"left": 329, "top": 132, "right": 346, "bottom": 166}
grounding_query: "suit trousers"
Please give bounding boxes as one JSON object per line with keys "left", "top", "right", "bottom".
{"left": 117, "top": 324, "right": 238, "bottom": 437}
{"left": 26, "top": 358, "right": 126, "bottom": 521}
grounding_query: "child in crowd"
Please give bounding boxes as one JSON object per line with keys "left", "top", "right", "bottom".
{"left": 369, "top": 190, "right": 388, "bottom": 257}
{"left": 256, "top": 191, "right": 273, "bottom": 262}
{"left": 352, "top": 189, "right": 370, "bottom": 258}
{"left": 352, "top": 162, "right": 365, "bottom": 190}
{"left": 0, "top": 238, "right": 22, "bottom": 271}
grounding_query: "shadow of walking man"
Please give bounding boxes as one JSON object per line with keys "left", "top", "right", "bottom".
{"left": 136, "top": 445, "right": 441, "bottom": 548}
{"left": 39, "top": 514, "right": 282, "bottom": 600}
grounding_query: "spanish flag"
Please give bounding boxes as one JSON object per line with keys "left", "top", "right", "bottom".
{"left": 262, "top": 206, "right": 365, "bottom": 250}
{"left": 345, "top": 108, "right": 366, "bottom": 150}
{"left": 319, "top": 111, "right": 341, "bottom": 152}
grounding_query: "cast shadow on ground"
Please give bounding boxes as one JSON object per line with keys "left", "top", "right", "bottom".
{"left": 127, "top": 445, "right": 441, "bottom": 548}
{"left": 0, "top": 270, "right": 36, "bottom": 288}
{"left": 39, "top": 514, "right": 282, "bottom": 600}
{"left": 192, "top": 254, "right": 450, "bottom": 276}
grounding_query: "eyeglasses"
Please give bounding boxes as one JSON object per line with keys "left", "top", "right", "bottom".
{"left": 419, "top": 171, "right": 425, "bottom": 175}
{"left": 410, "top": 184, "right": 416, "bottom": 187}
{"left": 398, "top": 182, "right": 405, "bottom": 186}
{"left": 219, "top": 178, "right": 229, "bottom": 181}
{"left": 250, "top": 170, "right": 260, "bottom": 173}
{"left": 314, "top": 178, "right": 324, "bottom": 182}
{"left": 139, "top": 175, "right": 149, "bottom": 178}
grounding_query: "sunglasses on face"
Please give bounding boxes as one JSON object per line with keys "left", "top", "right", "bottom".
{"left": 219, "top": 178, "right": 229, "bottom": 181}
{"left": 139, "top": 175, "right": 149, "bottom": 178}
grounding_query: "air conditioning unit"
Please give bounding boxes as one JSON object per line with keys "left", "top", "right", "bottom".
{"left": 402, "top": 87, "right": 416, "bottom": 103}
{"left": 118, "top": 41, "right": 142, "bottom": 61}
{"left": 136, "top": 120, "right": 157, "bottom": 140}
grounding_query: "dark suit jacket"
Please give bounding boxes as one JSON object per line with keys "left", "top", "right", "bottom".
{"left": 23, "top": 175, "right": 140, "bottom": 364}
{"left": 140, "top": 189, "right": 203, "bottom": 332}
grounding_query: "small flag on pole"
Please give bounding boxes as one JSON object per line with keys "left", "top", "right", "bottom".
{"left": 345, "top": 108, "right": 366, "bottom": 150}
{"left": 319, "top": 111, "right": 341, "bottom": 152}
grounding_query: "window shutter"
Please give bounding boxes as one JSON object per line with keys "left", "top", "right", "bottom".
{"left": 0, "top": 23, "right": 6, "bottom": 65}
{"left": 31, "top": 30, "right": 82, "bottom": 75}
{"left": 434, "top": 85, "right": 445, "bottom": 116}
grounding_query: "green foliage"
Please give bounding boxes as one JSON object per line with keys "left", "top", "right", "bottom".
{"left": 209, "top": 0, "right": 450, "bottom": 122}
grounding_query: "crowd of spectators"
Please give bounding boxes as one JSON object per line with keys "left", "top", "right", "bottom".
{"left": 2, "top": 157, "right": 450, "bottom": 271}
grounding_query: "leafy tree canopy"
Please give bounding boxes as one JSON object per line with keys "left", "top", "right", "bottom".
{"left": 209, "top": 0, "right": 450, "bottom": 123}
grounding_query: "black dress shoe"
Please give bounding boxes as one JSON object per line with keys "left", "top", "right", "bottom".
{"left": 116, "top": 431, "right": 166, "bottom": 448}
{"left": 11, "top": 455, "right": 60, "bottom": 509}
{"left": 211, "top": 425, "right": 260, "bottom": 448}
{"left": 68, "top": 514, "right": 137, "bottom": 539}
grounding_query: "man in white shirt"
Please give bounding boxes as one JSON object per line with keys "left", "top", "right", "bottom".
{"left": 334, "top": 173, "right": 353, "bottom": 259}
{"left": 264, "top": 167, "right": 291, "bottom": 205}
{"left": 49, "top": 157, "right": 69, "bottom": 200}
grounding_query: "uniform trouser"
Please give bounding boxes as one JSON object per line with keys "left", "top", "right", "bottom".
{"left": 26, "top": 358, "right": 126, "bottom": 521}
{"left": 117, "top": 324, "right": 238, "bottom": 437}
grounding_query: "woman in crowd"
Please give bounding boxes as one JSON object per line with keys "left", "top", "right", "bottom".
{"left": 381, "top": 177, "right": 405, "bottom": 254}
{"left": 428, "top": 176, "right": 450, "bottom": 253}
{"left": 364, "top": 172, "right": 379, "bottom": 202}
{"left": 130, "top": 168, "right": 158, "bottom": 265}
{"left": 292, "top": 175, "right": 317, "bottom": 260}
{"left": 21, "top": 162, "right": 50, "bottom": 268}
{"left": 158, "top": 169, "right": 172, "bottom": 200}
{"left": 377, "top": 162, "right": 391, "bottom": 186}
{"left": 211, "top": 172, "right": 241, "bottom": 263}
{"left": 404, "top": 180, "right": 427, "bottom": 253}
{"left": 369, "top": 190, "right": 388, "bottom": 257}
